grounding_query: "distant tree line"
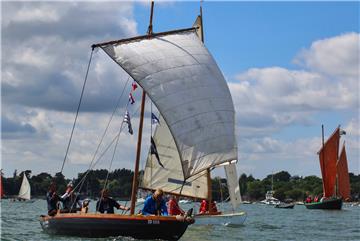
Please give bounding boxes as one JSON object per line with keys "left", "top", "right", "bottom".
{"left": 2, "top": 169, "right": 360, "bottom": 201}
{"left": 238, "top": 171, "right": 360, "bottom": 201}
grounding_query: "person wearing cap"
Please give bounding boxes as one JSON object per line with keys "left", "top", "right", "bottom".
{"left": 96, "top": 189, "right": 130, "bottom": 214}
{"left": 142, "top": 188, "right": 168, "bottom": 216}
{"left": 61, "top": 182, "right": 82, "bottom": 213}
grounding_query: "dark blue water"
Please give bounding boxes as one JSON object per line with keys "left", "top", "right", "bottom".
{"left": 1, "top": 200, "right": 359, "bottom": 240}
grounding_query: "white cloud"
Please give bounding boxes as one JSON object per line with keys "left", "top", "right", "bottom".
{"left": 294, "top": 32, "right": 359, "bottom": 78}
{"left": 13, "top": 6, "right": 60, "bottom": 23}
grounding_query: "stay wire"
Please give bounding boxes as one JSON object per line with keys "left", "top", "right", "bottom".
{"left": 60, "top": 49, "right": 94, "bottom": 174}
{"left": 72, "top": 76, "right": 130, "bottom": 193}
{"left": 69, "top": 103, "right": 141, "bottom": 211}
{"left": 69, "top": 75, "right": 131, "bottom": 212}
{"left": 96, "top": 102, "right": 129, "bottom": 213}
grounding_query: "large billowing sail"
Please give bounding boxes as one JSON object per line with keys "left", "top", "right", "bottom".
{"left": 224, "top": 163, "right": 242, "bottom": 210}
{"left": 337, "top": 144, "right": 350, "bottom": 200}
{"left": 101, "top": 29, "right": 237, "bottom": 178}
{"left": 318, "top": 127, "right": 340, "bottom": 197}
{"left": 141, "top": 115, "right": 208, "bottom": 199}
{"left": 18, "top": 174, "right": 31, "bottom": 200}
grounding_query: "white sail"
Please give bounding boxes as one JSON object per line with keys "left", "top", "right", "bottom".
{"left": 141, "top": 115, "right": 208, "bottom": 199}
{"left": 18, "top": 174, "right": 31, "bottom": 200}
{"left": 224, "top": 163, "right": 241, "bottom": 210}
{"left": 101, "top": 30, "right": 237, "bottom": 178}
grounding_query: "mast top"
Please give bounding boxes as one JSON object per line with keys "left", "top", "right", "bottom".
{"left": 147, "top": 1, "right": 155, "bottom": 35}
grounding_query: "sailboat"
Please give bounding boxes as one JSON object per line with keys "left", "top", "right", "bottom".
{"left": 39, "top": 1, "right": 240, "bottom": 238}
{"left": 18, "top": 173, "right": 32, "bottom": 201}
{"left": 260, "top": 173, "right": 280, "bottom": 205}
{"left": 139, "top": 7, "right": 246, "bottom": 226}
{"left": 305, "top": 125, "right": 350, "bottom": 210}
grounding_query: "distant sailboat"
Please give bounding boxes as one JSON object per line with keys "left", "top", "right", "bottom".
{"left": 260, "top": 173, "right": 280, "bottom": 205}
{"left": 305, "top": 125, "right": 350, "bottom": 210}
{"left": 18, "top": 173, "right": 32, "bottom": 201}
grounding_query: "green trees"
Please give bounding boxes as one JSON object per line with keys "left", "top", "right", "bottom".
{"left": 240, "top": 171, "right": 359, "bottom": 201}
{"left": 2, "top": 169, "right": 359, "bottom": 201}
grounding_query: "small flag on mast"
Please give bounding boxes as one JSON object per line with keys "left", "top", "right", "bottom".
{"left": 151, "top": 113, "right": 160, "bottom": 125}
{"left": 151, "top": 137, "right": 164, "bottom": 168}
{"left": 128, "top": 93, "right": 135, "bottom": 105}
{"left": 123, "top": 111, "right": 133, "bottom": 135}
{"left": 131, "top": 82, "right": 138, "bottom": 91}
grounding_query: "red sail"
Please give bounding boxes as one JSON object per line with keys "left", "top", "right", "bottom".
{"left": 337, "top": 144, "right": 351, "bottom": 200}
{"left": 318, "top": 127, "right": 339, "bottom": 197}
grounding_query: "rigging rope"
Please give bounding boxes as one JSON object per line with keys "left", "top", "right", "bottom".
{"left": 72, "top": 76, "right": 130, "bottom": 193}
{"left": 97, "top": 102, "right": 129, "bottom": 213}
{"left": 60, "top": 49, "right": 94, "bottom": 174}
{"left": 69, "top": 102, "right": 141, "bottom": 211}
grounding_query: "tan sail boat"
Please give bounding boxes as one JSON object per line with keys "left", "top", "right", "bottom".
{"left": 305, "top": 125, "right": 350, "bottom": 210}
{"left": 40, "top": 1, "right": 243, "bottom": 238}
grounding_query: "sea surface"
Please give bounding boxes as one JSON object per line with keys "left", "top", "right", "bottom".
{"left": 1, "top": 199, "right": 359, "bottom": 241}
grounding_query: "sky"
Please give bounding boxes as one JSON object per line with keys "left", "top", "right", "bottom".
{"left": 1, "top": 1, "right": 359, "bottom": 179}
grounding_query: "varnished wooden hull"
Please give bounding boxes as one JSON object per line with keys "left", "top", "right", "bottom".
{"left": 304, "top": 198, "right": 342, "bottom": 210}
{"left": 40, "top": 213, "right": 190, "bottom": 240}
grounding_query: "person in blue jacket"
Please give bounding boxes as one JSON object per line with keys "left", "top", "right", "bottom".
{"left": 142, "top": 188, "right": 168, "bottom": 216}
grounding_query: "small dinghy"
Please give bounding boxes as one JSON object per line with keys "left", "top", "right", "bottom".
{"left": 275, "top": 203, "right": 295, "bottom": 209}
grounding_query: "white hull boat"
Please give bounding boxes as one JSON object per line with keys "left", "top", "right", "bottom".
{"left": 194, "top": 212, "right": 246, "bottom": 226}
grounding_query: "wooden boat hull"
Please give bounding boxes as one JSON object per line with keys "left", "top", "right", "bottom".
{"left": 40, "top": 213, "right": 190, "bottom": 240}
{"left": 304, "top": 198, "right": 342, "bottom": 210}
{"left": 194, "top": 211, "right": 246, "bottom": 226}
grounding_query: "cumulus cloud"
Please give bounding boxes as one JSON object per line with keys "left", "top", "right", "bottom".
{"left": 233, "top": 33, "right": 359, "bottom": 136}
{"left": 1, "top": 2, "right": 142, "bottom": 176}
{"left": 2, "top": 1, "right": 137, "bottom": 113}
{"left": 294, "top": 32, "right": 359, "bottom": 78}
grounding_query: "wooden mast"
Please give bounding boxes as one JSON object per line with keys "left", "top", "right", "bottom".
{"left": 321, "top": 124, "right": 326, "bottom": 197}
{"left": 206, "top": 168, "right": 212, "bottom": 213}
{"left": 199, "top": 0, "right": 213, "bottom": 214}
{"left": 200, "top": 0, "right": 204, "bottom": 42}
{"left": 130, "top": 1, "right": 155, "bottom": 215}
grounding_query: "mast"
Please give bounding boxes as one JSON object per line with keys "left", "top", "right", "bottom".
{"left": 130, "top": 1, "right": 154, "bottom": 215}
{"left": 321, "top": 124, "right": 326, "bottom": 195}
{"left": 200, "top": 2, "right": 213, "bottom": 212}
{"left": 206, "top": 168, "right": 212, "bottom": 213}
{"left": 199, "top": 1, "right": 204, "bottom": 42}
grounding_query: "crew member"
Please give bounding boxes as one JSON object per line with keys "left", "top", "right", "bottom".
{"left": 142, "top": 188, "right": 168, "bottom": 216}
{"left": 168, "top": 196, "right": 185, "bottom": 216}
{"left": 46, "top": 182, "right": 61, "bottom": 216}
{"left": 96, "top": 189, "right": 130, "bottom": 214}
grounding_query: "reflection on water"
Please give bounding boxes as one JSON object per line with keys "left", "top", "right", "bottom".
{"left": 1, "top": 200, "right": 359, "bottom": 241}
